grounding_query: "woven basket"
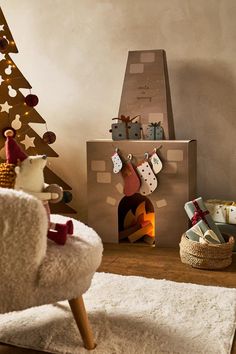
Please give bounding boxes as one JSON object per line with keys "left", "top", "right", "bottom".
{"left": 0, "top": 163, "right": 16, "bottom": 188}
{"left": 179, "top": 233, "right": 234, "bottom": 270}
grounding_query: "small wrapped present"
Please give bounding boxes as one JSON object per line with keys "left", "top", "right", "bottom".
{"left": 184, "top": 197, "right": 225, "bottom": 243}
{"left": 186, "top": 220, "right": 222, "bottom": 244}
{"left": 109, "top": 115, "right": 142, "bottom": 140}
{"left": 205, "top": 199, "right": 236, "bottom": 225}
{"left": 145, "top": 122, "right": 164, "bottom": 140}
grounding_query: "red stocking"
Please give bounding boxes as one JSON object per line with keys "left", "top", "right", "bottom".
{"left": 121, "top": 159, "right": 140, "bottom": 196}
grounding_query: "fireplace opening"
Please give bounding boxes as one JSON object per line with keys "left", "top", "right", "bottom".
{"left": 118, "top": 194, "right": 155, "bottom": 245}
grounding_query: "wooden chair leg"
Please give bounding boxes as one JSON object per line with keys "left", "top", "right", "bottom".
{"left": 68, "top": 296, "right": 96, "bottom": 350}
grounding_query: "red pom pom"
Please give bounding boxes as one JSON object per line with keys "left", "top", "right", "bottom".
{"left": 43, "top": 131, "right": 56, "bottom": 144}
{"left": 25, "top": 94, "right": 39, "bottom": 107}
{"left": 0, "top": 37, "right": 8, "bottom": 52}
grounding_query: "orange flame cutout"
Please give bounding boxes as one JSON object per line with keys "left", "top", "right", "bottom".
{"left": 123, "top": 201, "right": 155, "bottom": 238}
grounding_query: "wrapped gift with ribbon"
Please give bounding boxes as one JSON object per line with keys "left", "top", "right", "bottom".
{"left": 145, "top": 121, "right": 164, "bottom": 140}
{"left": 184, "top": 197, "right": 225, "bottom": 243}
{"left": 186, "top": 219, "right": 222, "bottom": 244}
{"left": 109, "top": 115, "right": 142, "bottom": 140}
{"left": 205, "top": 199, "right": 236, "bottom": 225}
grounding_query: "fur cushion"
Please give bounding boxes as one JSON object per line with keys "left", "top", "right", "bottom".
{"left": 0, "top": 188, "right": 103, "bottom": 313}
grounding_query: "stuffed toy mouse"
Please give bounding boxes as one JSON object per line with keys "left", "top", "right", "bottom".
{"left": 0, "top": 129, "right": 73, "bottom": 245}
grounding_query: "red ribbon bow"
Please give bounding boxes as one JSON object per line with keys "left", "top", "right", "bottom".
{"left": 191, "top": 200, "right": 210, "bottom": 227}
{"left": 112, "top": 115, "right": 140, "bottom": 123}
{"left": 112, "top": 115, "right": 140, "bottom": 139}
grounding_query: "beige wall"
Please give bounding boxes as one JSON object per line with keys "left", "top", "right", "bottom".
{"left": 2, "top": 0, "right": 236, "bottom": 220}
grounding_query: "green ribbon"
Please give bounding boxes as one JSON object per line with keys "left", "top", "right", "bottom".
{"left": 148, "top": 122, "right": 161, "bottom": 139}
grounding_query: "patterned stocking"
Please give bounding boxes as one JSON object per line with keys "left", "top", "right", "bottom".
{"left": 150, "top": 150, "right": 163, "bottom": 174}
{"left": 111, "top": 150, "right": 123, "bottom": 173}
{"left": 136, "top": 159, "right": 158, "bottom": 195}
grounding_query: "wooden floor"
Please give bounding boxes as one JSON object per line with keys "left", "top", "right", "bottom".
{"left": 0, "top": 244, "right": 236, "bottom": 353}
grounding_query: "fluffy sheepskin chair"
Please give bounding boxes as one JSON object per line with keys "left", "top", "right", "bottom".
{"left": 0, "top": 187, "right": 103, "bottom": 350}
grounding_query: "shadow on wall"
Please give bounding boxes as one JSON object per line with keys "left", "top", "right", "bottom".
{"left": 172, "top": 60, "right": 236, "bottom": 200}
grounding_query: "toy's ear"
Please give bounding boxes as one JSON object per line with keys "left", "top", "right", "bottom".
{"left": 15, "top": 166, "right": 20, "bottom": 175}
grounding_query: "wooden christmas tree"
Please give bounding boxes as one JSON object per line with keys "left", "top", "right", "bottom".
{"left": 0, "top": 7, "right": 75, "bottom": 214}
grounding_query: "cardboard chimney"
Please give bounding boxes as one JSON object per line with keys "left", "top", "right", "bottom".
{"left": 118, "top": 49, "right": 175, "bottom": 140}
{"left": 87, "top": 50, "right": 197, "bottom": 247}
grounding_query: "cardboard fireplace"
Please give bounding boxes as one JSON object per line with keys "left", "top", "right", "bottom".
{"left": 87, "top": 140, "right": 196, "bottom": 247}
{"left": 87, "top": 49, "right": 197, "bottom": 247}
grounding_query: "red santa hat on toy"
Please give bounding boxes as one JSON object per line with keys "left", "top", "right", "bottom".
{"left": 4, "top": 129, "right": 27, "bottom": 165}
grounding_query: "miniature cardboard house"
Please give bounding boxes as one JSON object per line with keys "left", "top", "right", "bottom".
{"left": 87, "top": 140, "right": 196, "bottom": 247}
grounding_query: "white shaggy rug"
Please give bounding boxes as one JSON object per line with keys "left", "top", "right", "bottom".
{"left": 0, "top": 273, "right": 235, "bottom": 354}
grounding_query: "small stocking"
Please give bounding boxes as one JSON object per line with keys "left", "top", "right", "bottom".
{"left": 136, "top": 159, "right": 158, "bottom": 195}
{"left": 111, "top": 149, "right": 123, "bottom": 173}
{"left": 121, "top": 156, "right": 140, "bottom": 196}
{"left": 150, "top": 150, "right": 163, "bottom": 174}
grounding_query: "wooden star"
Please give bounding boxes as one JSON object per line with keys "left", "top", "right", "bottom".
{"left": 0, "top": 24, "right": 4, "bottom": 32}
{"left": 0, "top": 53, "right": 5, "bottom": 61}
{"left": 0, "top": 101, "right": 11, "bottom": 113}
{"left": 21, "top": 135, "right": 35, "bottom": 150}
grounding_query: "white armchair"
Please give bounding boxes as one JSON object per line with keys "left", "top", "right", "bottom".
{"left": 0, "top": 187, "right": 103, "bottom": 350}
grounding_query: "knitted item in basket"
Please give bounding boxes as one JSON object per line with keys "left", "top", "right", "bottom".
{"left": 179, "top": 233, "right": 234, "bottom": 270}
{"left": 0, "top": 163, "right": 16, "bottom": 188}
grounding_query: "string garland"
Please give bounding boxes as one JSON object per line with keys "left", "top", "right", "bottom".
{"left": 111, "top": 143, "right": 162, "bottom": 162}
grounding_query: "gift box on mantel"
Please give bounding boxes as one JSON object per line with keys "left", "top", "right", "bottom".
{"left": 144, "top": 122, "right": 164, "bottom": 140}
{"left": 184, "top": 197, "right": 225, "bottom": 243}
{"left": 205, "top": 199, "right": 236, "bottom": 225}
{"left": 109, "top": 115, "right": 142, "bottom": 140}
